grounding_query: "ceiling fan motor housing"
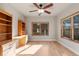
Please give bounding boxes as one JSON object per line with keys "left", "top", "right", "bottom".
{"left": 39, "top": 4, "right": 43, "bottom": 8}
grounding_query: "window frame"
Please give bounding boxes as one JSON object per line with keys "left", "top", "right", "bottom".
{"left": 32, "top": 22, "right": 49, "bottom": 36}
{"left": 61, "top": 17, "right": 72, "bottom": 39}
{"left": 61, "top": 11, "right": 79, "bottom": 43}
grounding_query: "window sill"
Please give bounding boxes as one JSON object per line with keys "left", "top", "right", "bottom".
{"left": 32, "top": 34, "right": 49, "bottom": 36}
{"left": 61, "top": 36, "right": 79, "bottom": 44}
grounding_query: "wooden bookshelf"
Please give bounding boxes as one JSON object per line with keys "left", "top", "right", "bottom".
{"left": 18, "top": 20, "right": 25, "bottom": 36}
{"left": 0, "top": 12, "right": 12, "bottom": 45}
{"left": 22, "top": 22, "right": 26, "bottom": 35}
{"left": 18, "top": 20, "right": 26, "bottom": 48}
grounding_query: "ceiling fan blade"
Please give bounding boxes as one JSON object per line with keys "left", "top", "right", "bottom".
{"left": 33, "top": 3, "right": 40, "bottom": 9}
{"left": 44, "top": 10, "right": 51, "bottom": 14}
{"left": 43, "top": 3, "right": 53, "bottom": 9}
{"left": 29, "top": 10, "right": 38, "bottom": 12}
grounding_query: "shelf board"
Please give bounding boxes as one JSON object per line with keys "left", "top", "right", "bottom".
{"left": 0, "top": 18, "right": 12, "bottom": 22}
{"left": 0, "top": 23, "right": 11, "bottom": 26}
{"left": 0, "top": 33, "right": 12, "bottom": 35}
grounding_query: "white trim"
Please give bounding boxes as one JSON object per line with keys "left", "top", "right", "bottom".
{"left": 57, "top": 40, "right": 79, "bottom": 55}
{"left": 28, "top": 39, "right": 56, "bottom": 41}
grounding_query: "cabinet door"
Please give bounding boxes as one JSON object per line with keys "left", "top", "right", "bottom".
{"left": 73, "top": 15, "right": 79, "bottom": 40}
{"left": 18, "top": 36, "right": 26, "bottom": 47}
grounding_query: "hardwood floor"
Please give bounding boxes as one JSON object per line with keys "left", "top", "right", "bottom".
{"left": 17, "top": 41, "right": 77, "bottom": 56}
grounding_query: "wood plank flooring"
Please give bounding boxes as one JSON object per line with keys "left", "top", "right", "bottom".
{"left": 17, "top": 41, "right": 77, "bottom": 56}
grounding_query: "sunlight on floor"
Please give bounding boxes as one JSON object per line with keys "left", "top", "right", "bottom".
{"left": 18, "top": 45, "right": 43, "bottom": 55}
{"left": 16, "top": 45, "right": 31, "bottom": 54}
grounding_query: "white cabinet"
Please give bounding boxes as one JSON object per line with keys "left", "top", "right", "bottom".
{"left": 0, "top": 35, "right": 28, "bottom": 56}
{"left": 2, "top": 41, "right": 16, "bottom": 56}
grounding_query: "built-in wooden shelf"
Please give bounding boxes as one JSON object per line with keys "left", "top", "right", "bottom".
{"left": 18, "top": 20, "right": 26, "bottom": 36}
{"left": 18, "top": 20, "right": 26, "bottom": 48}
{"left": 0, "top": 11, "right": 12, "bottom": 45}
{"left": 0, "top": 11, "right": 12, "bottom": 56}
{"left": 0, "top": 18, "right": 12, "bottom": 22}
{"left": 0, "top": 33, "right": 12, "bottom": 35}
{"left": 0, "top": 23, "right": 11, "bottom": 26}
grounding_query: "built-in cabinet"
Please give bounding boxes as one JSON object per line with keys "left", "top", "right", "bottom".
{"left": 0, "top": 11, "right": 12, "bottom": 56}
{"left": 0, "top": 10, "right": 28, "bottom": 56}
{"left": 1, "top": 41, "right": 16, "bottom": 56}
{"left": 18, "top": 20, "right": 28, "bottom": 48}
{"left": 18, "top": 20, "right": 26, "bottom": 36}
{"left": 0, "top": 12, "right": 12, "bottom": 45}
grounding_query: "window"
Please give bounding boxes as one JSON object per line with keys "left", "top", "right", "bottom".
{"left": 61, "top": 11, "right": 79, "bottom": 42}
{"left": 73, "top": 15, "right": 79, "bottom": 40}
{"left": 63, "top": 18, "right": 71, "bottom": 38}
{"left": 32, "top": 22, "right": 49, "bottom": 36}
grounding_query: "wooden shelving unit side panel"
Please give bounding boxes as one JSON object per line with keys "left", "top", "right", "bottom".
{"left": 0, "top": 46, "right": 3, "bottom": 56}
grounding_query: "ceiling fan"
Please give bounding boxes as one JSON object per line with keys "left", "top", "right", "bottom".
{"left": 29, "top": 3, "right": 53, "bottom": 16}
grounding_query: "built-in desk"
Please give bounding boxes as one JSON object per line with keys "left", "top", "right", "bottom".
{"left": 13, "top": 35, "right": 28, "bottom": 48}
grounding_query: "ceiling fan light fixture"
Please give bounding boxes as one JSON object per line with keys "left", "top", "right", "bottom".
{"left": 38, "top": 9, "right": 44, "bottom": 13}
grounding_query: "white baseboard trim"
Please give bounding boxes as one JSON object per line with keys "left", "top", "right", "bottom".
{"left": 28, "top": 39, "right": 56, "bottom": 42}
{"left": 57, "top": 40, "right": 79, "bottom": 55}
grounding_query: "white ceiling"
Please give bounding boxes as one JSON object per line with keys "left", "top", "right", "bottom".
{"left": 9, "top": 3, "right": 72, "bottom": 16}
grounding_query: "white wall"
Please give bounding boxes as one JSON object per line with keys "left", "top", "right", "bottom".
{"left": 57, "top": 3, "right": 79, "bottom": 55}
{"left": 26, "top": 16, "right": 56, "bottom": 41}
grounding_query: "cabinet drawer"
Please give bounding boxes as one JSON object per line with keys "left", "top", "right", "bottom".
{"left": 3, "top": 50, "right": 9, "bottom": 56}
{"left": 2, "top": 42, "right": 12, "bottom": 51}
